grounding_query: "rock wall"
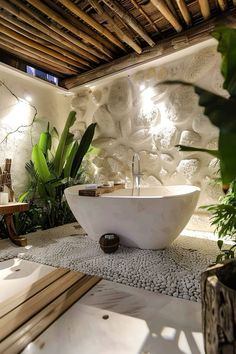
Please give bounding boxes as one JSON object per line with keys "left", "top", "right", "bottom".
{"left": 71, "top": 44, "right": 226, "bottom": 229}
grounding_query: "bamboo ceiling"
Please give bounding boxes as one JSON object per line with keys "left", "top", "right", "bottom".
{"left": 0, "top": 0, "right": 235, "bottom": 88}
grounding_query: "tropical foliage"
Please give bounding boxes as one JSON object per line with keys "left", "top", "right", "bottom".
{"left": 202, "top": 181, "right": 236, "bottom": 262}
{"left": 16, "top": 111, "right": 96, "bottom": 232}
{"left": 161, "top": 27, "right": 236, "bottom": 262}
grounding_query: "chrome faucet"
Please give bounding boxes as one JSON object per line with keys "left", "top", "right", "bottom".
{"left": 132, "top": 152, "right": 142, "bottom": 196}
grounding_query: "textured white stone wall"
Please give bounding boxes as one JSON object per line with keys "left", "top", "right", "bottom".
{"left": 0, "top": 65, "right": 71, "bottom": 196}
{"left": 71, "top": 44, "right": 226, "bottom": 226}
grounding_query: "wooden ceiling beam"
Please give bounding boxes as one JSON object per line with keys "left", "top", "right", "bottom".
{"left": 102, "top": 0, "right": 155, "bottom": 47}
{"left": 198, "top": 0, "right": 210, "bottom": 19}
{"left": 151, "top": 0, "right": 183, "bottom": 32}
{"left": 25, "top": 0, "right": 113, "bottom": 59}
{"left": 90, "top": 0, "right": 142, "bottom": 54}
{"left": 57, "top": 0, "right": 126, "bottom": 51}
{"left": 0, "top": 35, "right": 79, "bottom": 75}
{"left": 175, "top": 0, "right": 192, "bottom": 26}
{"left": 0, "top": 24, "right": 84, "bottom": 70}
{"left": 0, "top": 14, "right": 91, "bottom": 68}
{"left": 1, "top": 0, "right": 102, "bottom": 63}
{"left": 62, "top": 10, "right": 236, "bottom": 89}
{"left": 130, "top": 0, "right": 160, "bottom": 34}
{"left": 43, "top": 0, "right": 115, "bottom": 53}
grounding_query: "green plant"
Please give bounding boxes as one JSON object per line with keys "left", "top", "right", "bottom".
{"left": 202, "top": 181, "right": 236, "bottom": 262}
{"left": 19, "top": 111, "right": 96, "bottom": 232}
{"left": 161, "top": 27, "right": 236, "bottom": 262}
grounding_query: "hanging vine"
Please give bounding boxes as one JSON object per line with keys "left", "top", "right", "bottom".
{"left": 0, "top": 79, "right": 38, "bottom": 145}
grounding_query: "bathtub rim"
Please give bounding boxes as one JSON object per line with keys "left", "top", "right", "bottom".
{"left": 64, "top": 184, "right": 201, "bottom": 199}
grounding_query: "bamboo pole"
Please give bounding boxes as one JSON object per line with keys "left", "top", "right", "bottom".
{"left": 150, "top": 0, "right": 183, "bottom": 32}
{"left": 0, "top": 41, "right": 77, "bottom": 76}
{"left": 0, "top": 9, "right": 62, "bottom": 49}
{"left": 165, "top": 0, "right": 179, "bottom": 19}
{"left": 90, "top": 0, "right": 142, "bottom": 54}
{"left": 217, "top": 0, "right": 228, "bottom": 11}
{"left": 198, "top": 0, "right": 210, "bottom": 19}
{"left": 102, "top": 0, "right": 155, "bottom": 47}
{"left": 130, "top": 0, "right": 160, "bottom": 33}
{"left": 175, "top": 0, "right": 192, "bottom": 25}
{"left": 58, "top": 0, "right": 125, "bottom": 51}
{"left": 0, "top": 15, "right": 91, "bottom": 68}
{"left": 0, "top": 24, "right": 83, "bottom": 69}
{"left": 62, "top": 8, "right": 236, "bottom": 89}
{"left": 1, "top": 35, "right": 79, "bottom": 74}
{"left": 1, "top": 0, "right": 101, "bottom": 63}
{"left": 43, "top": 0, "right": 116, "bottom": 53}
{"left": 25, "top": 0, "right": 113, "bottom": 59}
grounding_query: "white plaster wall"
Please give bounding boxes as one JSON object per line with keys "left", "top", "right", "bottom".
{"left": 0, "top": 64, "right": 71, "bottom": 196}
{"left": 71, "top": 43, "right": 226, "bottom": 230}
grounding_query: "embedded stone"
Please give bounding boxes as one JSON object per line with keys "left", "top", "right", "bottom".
{"left": 177, "top": 159, "right": 201, "bottom": 181}
{"left": 93, "top": 105, "right": 117, "bottom": 138}
{"left": 206, "top": 138, "right": 218, "bottom": 150}
{"left": 192, "top": 113, "right": 219, "bottom": 135}
{"left": 107, "top": 156, "right": 124, "bottom": 172}
{"left": 129, "top": 129, "right": 152, "bottom": 146}
{"left": 92, "top": 137, "right": 117, "bottom": 150}
{"left": 184, "top": 47, "right": 217, "bottom": 82}
{"left": 208, "top": 158, "right": 220, "bottom": 177}
{"left": 179, "top": 130, "right": 201, "bottom": 147}
{"left": 156, "top": 66, "right": 169, "bottom": 81}
{"left": 91, "top": 89, "right": 102, "bottom": 105}
{"left": 154, "top": 124, "right": 179, "bottom": 150}
{"left": 139, "top": 151, "right": 160, "bottom": 174}
{"left": 107, "top": 78, "right": 133, "bottom": 118}
{"left": 71, "top": 89, "right": 90, "bottom": 109}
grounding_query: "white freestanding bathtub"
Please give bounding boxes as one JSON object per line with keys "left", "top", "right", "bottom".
{"left": 65, "top": 185, "right": 200, "bottom": 250}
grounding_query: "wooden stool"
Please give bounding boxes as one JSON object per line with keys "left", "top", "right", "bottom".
{"left": 0, "top": 203, "right": 29, "bottom": 246}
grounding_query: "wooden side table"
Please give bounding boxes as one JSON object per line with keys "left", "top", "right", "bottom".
{"left": 0, "top": 203, "right": 29, "bottom": 246}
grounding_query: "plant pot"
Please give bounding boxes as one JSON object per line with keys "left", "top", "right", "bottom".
{"left": 201, "top": 260, "right": 236, "bottom": 354}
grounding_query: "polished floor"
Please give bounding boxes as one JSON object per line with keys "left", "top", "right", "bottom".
{"left": 1, "top": 258, "right": 204, "bottom": 354}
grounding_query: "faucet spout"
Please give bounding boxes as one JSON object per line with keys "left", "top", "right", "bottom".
{"left": 132, "top": 153, "right": 142, "bottom": 196}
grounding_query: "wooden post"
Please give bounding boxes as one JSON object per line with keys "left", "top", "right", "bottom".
{"left": 201, "top": 260, "right": 236, "bottom": 353}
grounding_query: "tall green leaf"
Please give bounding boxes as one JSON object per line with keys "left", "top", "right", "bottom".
{"left": 71, "top": 123, "right": 96, "bottom": 178}
{"left": 212, "top": 27, "right": 236, "bottom": 97}
{"left": 64, "top": 141, "right": 79, "bottom": 178}
{"left": 32, "top": 144, "right": 51, "bottom": 183}
{"left": 176, "top": 145, "right": 219, "bottom": 158}
{"left": 53, "top": 111, "right": 76, "bottom": 177}
{"left": 219, "top": 131, "right": 236, "bottom": 185}
{"left": 38, "top": 131, "right": 52, "bottom": 158}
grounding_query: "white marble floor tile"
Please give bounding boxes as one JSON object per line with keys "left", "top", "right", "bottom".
{"left": 80, "top": 280, "right": 204, "bottom": 354}
{"left": 22, "top": 304, "right": 150, "bottom": 354}
{"left": 0, "top": 258, "right": 55, "bottom": 303}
